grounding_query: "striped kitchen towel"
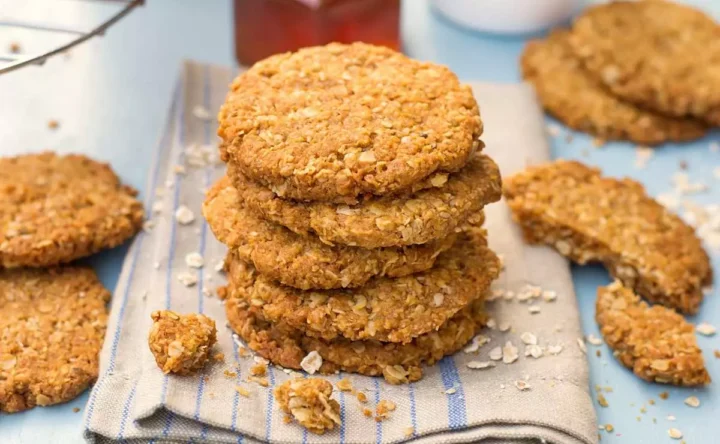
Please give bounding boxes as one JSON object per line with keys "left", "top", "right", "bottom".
{"left": 83, "top": 61, "right": 597, "bottom": 444}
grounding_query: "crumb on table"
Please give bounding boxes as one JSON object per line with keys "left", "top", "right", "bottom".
{"left": 274, "top": 378, "right": 341, "bottom": 435}
{"left": 148, "top": 310, "right": 217, "bottom": 375}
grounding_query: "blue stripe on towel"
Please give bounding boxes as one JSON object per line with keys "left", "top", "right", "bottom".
{"left": 374, "top": 378, "right": 382, "bottom": 444}
{"left": 84, "top": 78, "right": 181, "bottom": 431}
{"left": 117, "top": 381, "right": 138, "bottom": 440}
{"left": 408, "top": 382, "right": 418, "bottom": 437}
{"left": 338, "top": 373, "right": 346, "bottom": 444}
{"left": 439, "top": 356, "right": 467, "bottom": 429}
{"left": 264, "top": 367, "right": 277, "bottom": 442}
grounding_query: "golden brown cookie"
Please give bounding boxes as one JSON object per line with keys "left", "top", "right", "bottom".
{"left": 228, "top": 154, "right": 500, "bottom": 249}
{"left": 218, "top": 42, "right": 483, "bottom": 204}
{"left": 521, "top": 30, "right": 706, "bottom": 144}
{"left": 148, "top": 311, "right": 218, "bottom": 376}
{"left": 596, "top": 280, "right": 710, "bottom": 386}
{"left": 224, "top": 228, "right": 499, "bottom": 343}
{"left": 503, "top": 160, "right": 712, "bottom": 314}
{"left": 569, "top": 1, "right": 720, "bottom": 125}
{"left": 203, "top": 176, "right": 459, "bottom": 290}
{"left": 0, "top": 152, "right": 144, "bottom": 268}
{"left": 274, "top": 378, "right": 341, "bottom": 435}
{"left": 225, "top": 294, "right": 487, "bottom": 384}
{"left": 0, "top": 267, "right": 109, "bottom": 413}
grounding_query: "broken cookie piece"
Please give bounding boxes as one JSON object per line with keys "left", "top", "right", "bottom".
{"left": 274, "top": 378, "right": 341, "bottom": 435}
{"left": 148, "top": 310, "right": 217, "bottom": 375}
{"left": 596, "top": 281, "right": 710, "bottom": 386}
{"left": 503, "top": 160, "right": 711, "bottom": 314}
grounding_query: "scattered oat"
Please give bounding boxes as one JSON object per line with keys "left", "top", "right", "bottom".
{"left": 577, "top": 338, "right": 587, "bottom": 354}
{"left": 444, "top": 387, "right": 456, "bottom": 395}
{"left": 300, "top": 351, "right": 323, "bottom": 374}
{"left": 659, "top": 391, "right": 669, "bottom": 400}
{"left": 547, "top": 124, "right": 561, "bottom": 137}
{"left": 548, "top": 345, "right": 563, "bottom": 355}
{"left": 597, "top": 393, "right": 609, "bottom": 408}
{"left": 463, "top": 334, "right": 490, "bottom": 353}
{"left": 193, "top": 105, "right": 213, "bottom": 121}
{"left": 634, "top": 146, "right": 653, "bottom": 169}
{"left": 175, "top": 205, "right": 195, "bottom": 225}
{"left": 696, "top": 322, "right": 716, "bottom": 336}
{"left": 142, "top": 220, "right": 155, "bottom": 232}
{"left": 526, "top": 344, "right": 544, "bottom": 359}
{"left": 185, "top": 252, "right": 204, "bottom": 269}
{"left": 336, "top": 378, "right": 353, "bottom": 392}
{"left": 520, "top": 332, "right": 537, "bottom": 345}
{"left": 467, "top": 361, "right": 495, "bottom": 370}
{"left": 711, "top": 142, "right": 720, "bottom": 153}
{"left": 668, "top": 428, "right": 683, "bottom": 439}
{"left": 177, "top": 272, "right": 198, "bottom": 287}
{"left": 667, "top": 415, "right": 676, "bottom": 421}
{"left": 502, "top": 341, "right": 519, "bottom": 364}
{"left": 48, "top": 120, "right": 59, "bottom": 130}
{"left": 489, "top": 346, "right": 503, "bottom": 361}
{"left": 586, "top": 334, "right": 603, "bottom": 346}
{"left": 357, "top": 392, "right": 368, "bottom": 403}
{"left": 235, "top": 386, "right": 250, "bottom": 397}
{"left": 73, "top": 407, "right": 80, "bottom": 413}
{"left": 248, "top": 375, "right": 269, "bottom": 387}
{"left": 542, "top": 290, "right": 557, "bottom": 302}
{"left": 514, "top": 380, "right": 531, "bottom": 391}
{"left": 528, "top": 305, "right": 541, "bottom": 314}
{"left": 684, "top": 396, "right": 700, "bottom": 408}
{"left": 173, "top": 165, "right": 186, "bottom": 175}
{"left": 224, "top": 369, "right": 237, "bottom": 378}
{"left": 9, "top": 42, "right": 21, "bottom": 53}
{"left": 404, "top": 427, "right": 414, "bottom": 437}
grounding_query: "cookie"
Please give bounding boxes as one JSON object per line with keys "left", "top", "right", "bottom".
{"left": 225, "top": 295, "right": 487, "bottom": 384}
{"left": 503, "top": 160, "right": 712, "bottom": 314}
{"left": 521, "top": 30, "right": 706, "bottom": 144}
{"left": 596, "top": 280, "right": 710, "bottom": 386}
{"left": 148, "top": 311, "right": 218, "bottom": 376}
{"left": 224, "top": 228, "right": 499, "bottom": 343}
{"left": 0, "top": 152, "right": 144, "bottom": 268}
{"left": 0, "top": 267, "right": 109, "bottom": 413}
{"left": 569, "top": 1, "right": 720, "bottom": 125}
{"left": 274, "top": 378, "right": 341, "bottom": 435}
{"left": 203, "top": 177, "right": 458, "bottom": 290}
{"left": 218, "top": 42, "right": 483, "bottom": 204}
{"left": 228, "top": 153, "right": 500, "bottom": 248}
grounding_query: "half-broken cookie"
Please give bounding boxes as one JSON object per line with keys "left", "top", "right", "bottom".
{"left": 504, "top": 160, "right": 711, "bottom": 314}
{"left": 596, "top": 280, "right": 710, "bottom": 386}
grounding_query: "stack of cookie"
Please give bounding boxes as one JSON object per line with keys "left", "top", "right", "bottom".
{"left": 521, "top": 0, "right": 718, "bottom": 145}
{"left": 204, "top": 43, "right": 503, "bottom": 383}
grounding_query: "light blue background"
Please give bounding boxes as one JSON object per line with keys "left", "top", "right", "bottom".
{"left": 0, "top": 1, "right": 718, "bottom": 442}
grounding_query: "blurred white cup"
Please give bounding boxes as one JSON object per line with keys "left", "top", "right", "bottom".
{"left": 431, "top": 0, "right": 583, "bottom": 35}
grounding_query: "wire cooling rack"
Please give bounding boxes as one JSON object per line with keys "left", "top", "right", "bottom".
{"left": 0, "top": 0, "right": 142, "bottom": 75}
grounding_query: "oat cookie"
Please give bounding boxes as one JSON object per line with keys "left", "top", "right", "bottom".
{"left": 219, "top": 42, "right": 483, "bottom": 204}
{"left": 274, "top": 378, "right": 341, "bottom": 435}
{"left": 521, "top": 30, "right": 706, "bottom": 144}
{"left": 596, "top": 281, "right": 710, "bottom": 386}
{"left": 570, "top": 1, "right": 720, "bottom": 125}
{"left": 226, "top": 295, "right": 486, "bottom": 384}
{"left": 0, "top": 152, "right": 144, "bottom": 268}
{"left": 148, "top": 311, "right": 217, "bottom": 375}
{"left": 225, "top": 229, "right": 498, "bottom": 343}
{"left": 228, "top": 154, "right": 500, "bottom": 248}
{"left": 0, "top": 267, "right": 109, "bottom": 413}
{"left": 504, "top": 160, "right": 711, "bottom": 314}
{"left": 204, "top": 177, "right": 458, "bottom": 290}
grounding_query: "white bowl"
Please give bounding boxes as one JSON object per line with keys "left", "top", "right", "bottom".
{"left": 431, "top": 0, "right": 582, "bottom": 35}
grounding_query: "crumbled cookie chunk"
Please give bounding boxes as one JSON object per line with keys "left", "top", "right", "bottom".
{"left": 0, "top": 152, "right": 144, "bottom": 268}
{"left": 504, "top": 160, "right": 711, "bottom": 314}
{"left": 203, "top": 176, "right": 458, "bottom": 290}
{"left": 148, "top": 311, "right": 217, "bottom": 375}
{"left": 274, "top": 378, "right": 341, "bottom": 435}
{"left": 375, "top": 399, "right": 396, "bottom": 422}
{"left": 569, "top": 1, "right": 720, "bottom": 125}
{"left": 521, "top": 30, "right": 706, "bottom": 145}
{"left": 224, "top": 229, "right": 498, "bottom": 343}
{"left": 596, "top": 281, "right": 710, "bottom": 386}
{"left": 0, "top": 267, "right": 109, "bottom": 413}
{"left": 228, "top": 154, "right": 500, "bottom": 249}
{"left": 224, "top": 295, "right": 487, "bottom": 383}
{"left": 219, "top": 42, "right": 482, "bottom": 203}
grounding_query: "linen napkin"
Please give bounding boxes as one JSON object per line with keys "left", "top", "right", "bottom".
{"left": 83, "top": 61, "right": 597, "bottom": 444}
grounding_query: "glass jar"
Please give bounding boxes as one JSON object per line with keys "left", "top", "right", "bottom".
{"left": 233, "top": 0, "right": 401, "bottom": 66}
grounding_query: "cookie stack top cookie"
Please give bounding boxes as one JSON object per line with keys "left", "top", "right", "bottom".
{"left": 206, "top": 43, "right": 503, "bottom": 384}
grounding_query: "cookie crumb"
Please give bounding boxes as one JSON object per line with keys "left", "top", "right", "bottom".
{"left": 213, "top": 352, "right": 225, "bottom": 362}
{"left": 336, "top": 378, "right": 353, "bottom": 392}
{"left": 250, "top": 363, "right": 267, "bottom": 377}
{"left": 48, "top": 120, "right": 60, "bottom": 130}
{"left": 696, "top": 322, "right": 716, "bottom": 336}
{"left": 185, "top": 252, "right": 204, "bottom": 269}
{"left": 356, "top": 392, "right": 368, "bottom": 403}
{"left": 248, "top": 375, "right": 269, "bottom": 387}
{"left": 274, "top": 378, "right": 341, "bottom": 435}
{"left": 193, "top": 105, "right": 212, "bottom": 121}
{"left": 235, "top": 386, "right": 250, "bottom": 397}
{"left": 177, "top": 272, "right": 198, "bottom": 287}
{"left": 148, "top": 310, "right": 217, "bottom": 375}
{"left": 73, "top": 407, "right": 80, "bottom": 413}
{"left": 597, "top": 393, "right": 609, "bottom": 408}
{"left": 9, "top": 42, "right": 21, "bottom": 53}
{"left": 404, "top": 426, "right": 414, "bottom": 437}
{"left": 659, "top": 391, "right": 669, "bottom": 400}
{"left": 363, "top": 407, "right": 373, "bottom": 417}
{"left": 668, "top": 428, "right": 683, "bottom": 439}
{"left": 375, "top": 399, "right": 396, "bottom": 421}
{"left": 175, "top": 205, "right": 195, "bottom": 225}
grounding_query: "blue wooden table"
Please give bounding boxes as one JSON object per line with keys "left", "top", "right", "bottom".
{"left": 1, "top": 1, "right": 718, "bottom": 442}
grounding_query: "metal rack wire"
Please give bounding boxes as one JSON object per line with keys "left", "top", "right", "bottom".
{"left": 0, "top": 0, "right": 143, "bottom": 75}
